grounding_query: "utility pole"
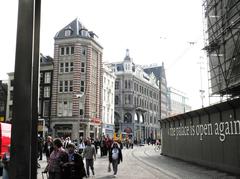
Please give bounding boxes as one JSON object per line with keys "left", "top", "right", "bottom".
{"left": 198, "top": 57, "right": 205, "bottom": 108}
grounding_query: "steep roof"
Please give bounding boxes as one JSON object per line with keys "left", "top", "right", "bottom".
{"left": 143, "top": 65, "right": 166, "bottom": 79}
{"left": 40, "top": 54, "right": 53, "bottom": 65}
{"left": 54, "top": 18, "right": 92, "bottom": 39}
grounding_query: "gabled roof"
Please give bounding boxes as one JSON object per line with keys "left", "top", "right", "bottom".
{"left": 40, "top": 54, "right": 53, "bottom": 65}
{"left": 54, "top": 18, "right": 89, "bottom": 39}
{"left": 143, "top": 65, "right": 166, "bottom": 79}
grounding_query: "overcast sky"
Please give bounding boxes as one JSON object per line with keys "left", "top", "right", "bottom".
{"left": 0, "top": 0, "right": 210, "bottom": 110}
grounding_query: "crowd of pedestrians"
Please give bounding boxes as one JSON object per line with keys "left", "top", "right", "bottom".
{"left": 0, "top": 134, "right": 160, "bottom": 179}
{"left": 40, "top": 134, "right": 124, "bottom": 178}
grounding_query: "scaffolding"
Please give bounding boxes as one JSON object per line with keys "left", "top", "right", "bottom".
{"left": 203, "top": 0, "right": 240, "bottom": 98}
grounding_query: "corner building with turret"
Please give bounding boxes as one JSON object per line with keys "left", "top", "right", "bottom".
{"left": 51, "top": 18, "right": 103, "bottom": 140}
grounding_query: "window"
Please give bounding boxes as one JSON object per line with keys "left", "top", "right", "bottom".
{"left": 60, "top": 47, "right": 64, "bottom": 55}
{"left": 58, "top": 101, "right": 72, "bottom": 116}
{"left": 0, "top": 102, "right": 4, "bottom": 112}
{"left": 59, "top": 80, "right": 72, "bottom": 93}
{"left": 82, "top": 48, "right": 86, "bottom": 56}
{"left": 78, "top": 102, "right": 85, "bottom": 118}
{"left": 65, "top": 29, "right": 72, "bottom": 37}
{"left": 125, "top": 94, "right": 130, "bottom": 104}
{"left": 64, "top": 81, "right": 68, "bottom": 92}
{"left": 115, "top": 81, "right": 119, "bottom": 89}
{"left": 128, "top": 81, "right": 131, "bottom": 89}
{"left": 103, "top": 89, "right": 106, "bottom": 101}
{"left": 10, "top": 80, "right": 14, "bottom": 87}
{"left": 70, "top": 62, "right": 74, "bottom": 72}
{"left": 71, "top": 47, "right": 74, "bottom": 54}
{"left": 80, "top": 109, "right": 84, "bottom": 116}
{"left": 44, "top": 72, "right": 51, "bottom": 84}
{"left": 125, "top": 80, "right": 127, "bottom": 89}
{"left": 44, "top": 86, "right": 50, "bottom": 97}
{"left": 65, "top": 62, "right": 69, "bottom": 72}
{"left": 59, "top": 81, "right": 63, "bottom": 92}
{"left": 115, "top": 95, "right": 119, "bottom": 105}
{"left": 80, "top": 81, "right": 84, "bottom": 92}
{"left": 59, "top": 63, "right": 64, "bottom": 73}
{"left": 81, "top": 62, "right": 85, "bottom": 73}
{"left": 40, "top": 73, "right": 43, "bottom": 83}
{"left": 124, "top": 113, "right": 132, "bottom": 123}
{"left": 69, "top": 81, "right": 73, "bottom": 92}
{"left": 66, "top": 47, "right": 69, "bottom": 55}
{"left": 43, "top": 101, "right": 50, "bottom": 117}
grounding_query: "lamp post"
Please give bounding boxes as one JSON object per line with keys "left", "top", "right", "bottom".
{"left": 198, "top": 58, "right": 205, "bottom": 108}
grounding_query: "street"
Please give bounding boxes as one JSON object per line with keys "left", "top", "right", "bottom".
{"left": 36, "top": 145, "right": 238, "bottom": 179}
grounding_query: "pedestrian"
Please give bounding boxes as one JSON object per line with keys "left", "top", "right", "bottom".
{"left": 44, "top": 136, "right": 54, "bottom": 161}
{"left": 46, "top": 138, "right": 68, "bottom": 179}
{"left": 38, "top": 134, "right": 44, "bottom": 160}
{"left": 106, "top": 135, "right": 113, "bottom": 155}
{"left": 109, "top": 142, "right": 123, "bottom": 177}
{"left": 83, "top": 139, "right": 96, "bottom": 178}
{"left": 78, "top": 139, "right": 85, "bottom": 155}
{"left": 2, "top": 145, "right": 10, "bottom": 179}
{"left": 100, "top": 137, "right": 105, "bottom": 156}
{"left": 94, "top": 138, "right": 100, "bottom": 155}
{"left": 62, "top": 143, "right": 86, "bottom": 179}
{"left": 64, "top": 137, "right": 71, "bottom": 149}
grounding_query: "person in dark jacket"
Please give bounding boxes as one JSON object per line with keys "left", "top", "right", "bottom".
{"left": 38, "top": 134, "right": 44, "bottom": 160}
{"left": 62, "top": 143, "right": 86, "bottom": 179}
{"left": 109, "top": 142, "right": 123, "bottom": 177}
{"left": 44, "top": 136, "right": 54, "bottom": 161}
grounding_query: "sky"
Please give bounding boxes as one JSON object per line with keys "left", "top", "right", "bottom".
{"left": 0, "top": 0, "right": 210, "bottom": 110}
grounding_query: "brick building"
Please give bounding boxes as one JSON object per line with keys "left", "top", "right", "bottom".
{"left": 51, "top": 18, "right": 103, "bottom": 140}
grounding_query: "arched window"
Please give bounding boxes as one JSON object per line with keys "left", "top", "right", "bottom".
{"left": 134, "top": 113, "right": 139, "bottom": 123}
{"left": 124, "top": 113, "right": 132, "bottom": 123}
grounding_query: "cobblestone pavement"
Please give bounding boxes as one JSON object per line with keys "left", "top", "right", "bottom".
{"left": 36, "top": 145, "right": 239, "bottom": 179}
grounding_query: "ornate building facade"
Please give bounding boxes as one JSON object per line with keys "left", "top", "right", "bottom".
{"left": 109, "top": 50, "right": 164, "bottom": 140}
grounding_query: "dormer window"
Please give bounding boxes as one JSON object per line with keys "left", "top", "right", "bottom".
{"left": 64, "top": 29, "right": 72, "bottom": 37}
